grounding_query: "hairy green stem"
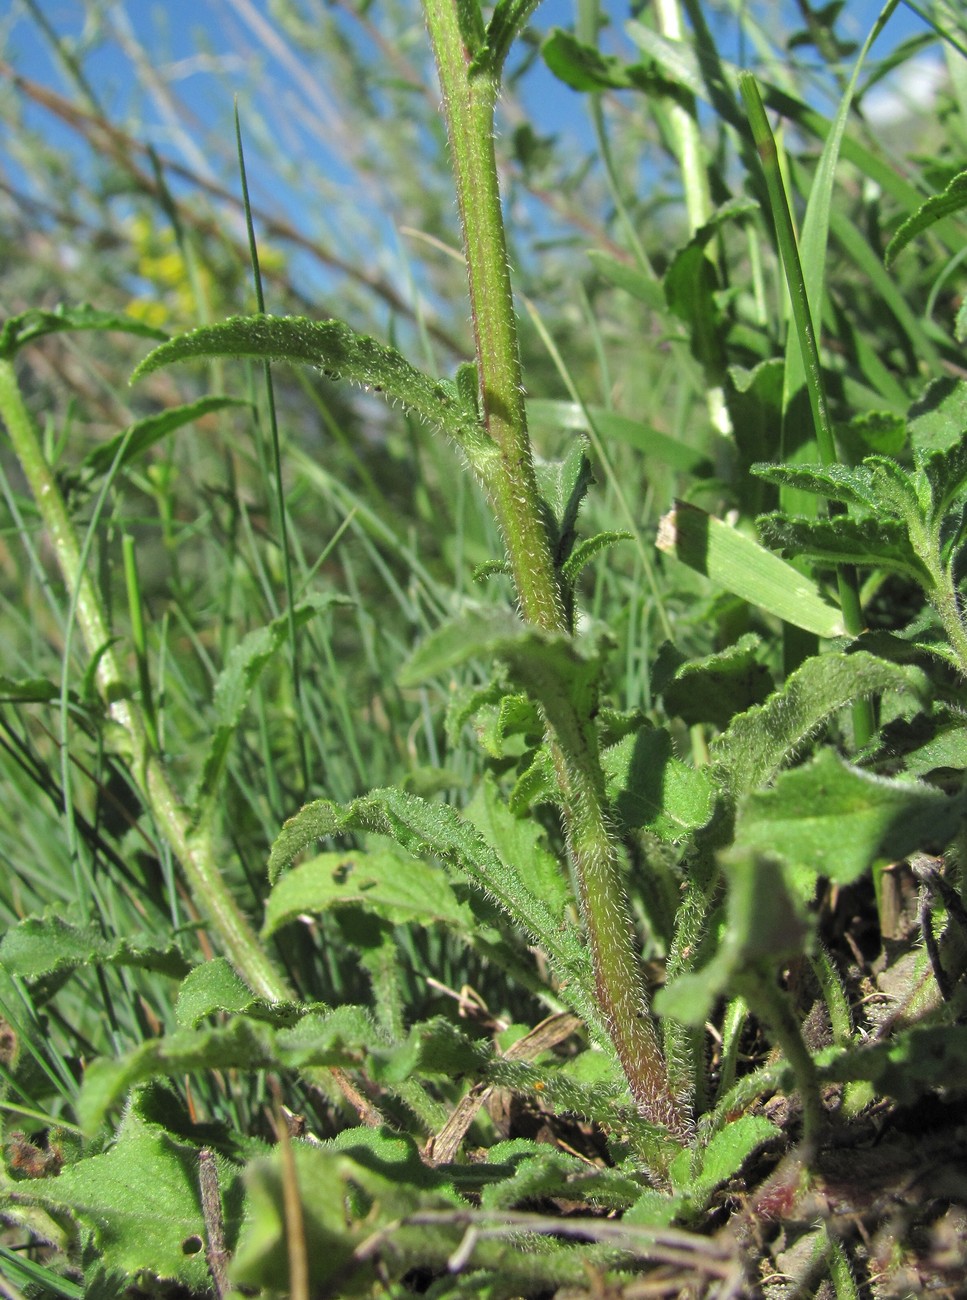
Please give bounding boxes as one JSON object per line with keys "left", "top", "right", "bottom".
{"left": 0, "top": 356, "right": 291, "bottom": 1004}
{"left": 422, "top": 0, "right": 686, "bottom": 1137}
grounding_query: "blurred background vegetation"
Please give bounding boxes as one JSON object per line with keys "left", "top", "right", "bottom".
{"left": 0, "top": 0, "right": 961, "bottom": 1068}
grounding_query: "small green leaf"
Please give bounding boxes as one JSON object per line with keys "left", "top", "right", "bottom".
{"left": 131, "top": 315, "right": 491, "bottom": 464}
{"left": 920, "top": 435, "right": 967, "bottom": 522}
{"left": 756, "top": 514, "right": 928, "bottom": 583}
{"left": 846, "top": 409, "right": 907, "bottom": 455}
{"left": 657, "top": 501, "right": 845, "bottom": 637}
{"left": 655, "top": 852, "right": 809, "bottom": 1027}
{"left": 191, "top": 596, "right": 343, "bottom": 823}
{"left": 603, "top": 727, "right": 715, "bottom": 843}
{"left": 560, "top": 531, "right": 632, "bottom": 585}
{"left": 586, "top": 250, "right": 666, "bottom": 311}
{"left": 733, "top": 748, "right": 966, "bottom": 886}
{"left": 262, "top": 847, "right": 476, "bottom": 936}
{"left": 658, "top": 635, "right": 773, "bottom": 730}
{"left": 77, "top": 1009, "right": 376, "bottom": 1133}
{"left": 908, "top": 377, "right": 967, "bottom": 455}
{"left": 486, "top": 0, "right": 542, "bottom": 77}
{"left": 670, "top": 1114, "right": 780, "bottom": 1208}
{"left": 0, "top": 915, "right": 190, "bottom": 981}
{"left": 0, "top": 305, "right": 166, "bottom": 360}
{"left": 24, "top": 1105, "right": 223, "bottom": 1290}
{"left": 714, "top": 650, "right": 927, "bottom": 797}
{"left": 750, "top": 461, "right": 881, "bottom": 512}
{"left": 463, "top": 775, "right": 571, "bottom": 920}
{"left": 82, "top": 396, "right": 248, "bottom": 478}
{"left": 401, "top": 611, "right": 604, "bottom": 762}
{"left": 885, "top": 168, "right": 967, "bottom": 266}
{"left": 541, "top": 28, "right": 679, "bottom": 96}
{"left": 533, "top": 438, "right": 593, "bottom": 554}
{"left": 175, "top": 958, "right": 310, "bottom": 1028}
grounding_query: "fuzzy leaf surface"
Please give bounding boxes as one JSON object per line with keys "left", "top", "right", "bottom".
{"left": 756, "top": 514, "right": 927, "bottom": 581}
{"left": 657, "top": 635, "right": 773, "bottom": 730}
{"left": 78, "top": 1008, "right": 376, "bottom": 1133}
{"left": 655, "top": 852, "right": 809, "bottom": 1026}
{"left": 463, "top": 775, "right": 572, "bottom": 921}
{"left": 885, "top": 168, "right": 967, "bottom": 266}
{"left": 750, "top": 461, "right": 881, "bottom": 511}
{"left": 733, "top": 749, "right": 965, "bottom": 886}
{"left": 265, "top": 787, "right": 598, "bottom": 1029}
{"left": 263, "top": 847, "right": 476, "bottom": 936}
{"left": 714, "top": 651, "right": 927, "bottom": 797}
{"left": 175, "top": 958, "right": 312, "bottom": 1028}
{"left": 0, "top": 916, "right": 190, "bottom": 981}
{"left": 921, "top": 435, "right": 967, "bottom": 522}
{"left": 131, "top": 314, "right": 490, "bottom": 459}
{"left": 669, "top": 1114, "right": 780, "bottom": 1209}
{"left": 603, "top": 728, "right": 714, "bottom": 843}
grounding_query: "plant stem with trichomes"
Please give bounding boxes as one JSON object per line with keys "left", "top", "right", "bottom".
{"left": 421, "top": 0, "right": 687, "bottom": 1137}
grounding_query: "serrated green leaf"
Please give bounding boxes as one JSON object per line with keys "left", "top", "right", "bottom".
{"left": 750, "top": 461, "right": 881, "bottom": 511}
{"left": 0, "top": 916, "right": 190, "bottom": 981}
{"left": 262, "top": 847, "right": 476, "bottom": 936}
{"left": 756, "top": 514, "right": 928, "bottom": 582}
{"left": 82, "top": 396, "right": 248, "bottom": 478}
{"left": 265, "top": 787, "right": 599, "bottom": 1032}
{"left": 714, "top": 650, "right": 927, "bottom": 797}
{"left": 920, "top": 434, "right": 967, "bottom": 523}
{"left": 191, "top": 596, "right": 342, "bottom": 822}
{"left": 657, "top": 501, "right": 845, "bottom": 637}
{"left": 174, "top": 958, "right": 310, "bottom": 1028}
{"left": 603, "top": 728, "right": 714, "bottom": 843}
{"left": 885, "top": 168, "right": 967, "bottom": 266}
{"left": 659, "top": 635, "right": 773, "bottom": 730}
{"left": 131, "top": 314, "right": 492, "bottom": 464}
{"left": 846, "top": 409, "right": 907, "bottom": 455}
{"left": 734, "top": 748, "right": 965, "bottom": 886}
{"left": 77, "top": 1009, "right": 376, "bottom": 1133}
{"left": 0, "top": 305, "right": 166, "bottom": 360}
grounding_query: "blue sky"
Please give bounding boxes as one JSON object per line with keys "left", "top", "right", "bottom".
{"left": 1, "top": 1, "right": 943, "bottom": 307}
